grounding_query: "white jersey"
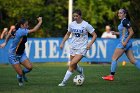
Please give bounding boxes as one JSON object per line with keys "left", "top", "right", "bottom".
{"left": 68, "top": 20, "right": 95, "bottom": 49}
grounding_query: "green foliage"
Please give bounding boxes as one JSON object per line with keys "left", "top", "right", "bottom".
{"left": 128, "top": 0, "right": 140, "bottom": 38}
{"left": 74, "top": 0, "right": 130, "bottom": 36}
{"left": 0, "top": 0, "right": 139, "bottom": 38}
{"left": 0, "top": 0, "right": 68, "bottom": 37}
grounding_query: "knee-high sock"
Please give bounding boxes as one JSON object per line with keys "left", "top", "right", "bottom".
{"left": 134, "top": 60, "right": 140, "bottom": 69}
{"left": 23, "top": 68, "right": 30, "bottom": 74}
{"left": 111, "top": 60, "right": 117, "bottom": 75}
{"left": 76, "top": 64, "right": 82, "bottom": 74}
{"left": 62, "top": 70, "right": 73, "bottom": 83}
{"left": 17, "top": 74, "right": 22, "bottom": 79}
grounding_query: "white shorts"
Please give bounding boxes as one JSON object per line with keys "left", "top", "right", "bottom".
{"left": 70, "top": 48, "right": 87, "bottom": 56}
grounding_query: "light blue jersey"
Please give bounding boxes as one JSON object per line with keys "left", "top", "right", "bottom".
{"left": 116, "top": 18, "right": 132, "bottom": 50}
{"left": 8, "top": 28, "right": 29, "bottom": 64}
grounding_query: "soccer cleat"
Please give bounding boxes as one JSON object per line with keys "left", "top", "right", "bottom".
{"left": 102, "top": 75, "right": 114, "bottom": 81}
{"left": 18, "top": 82, "right": 23, "bottom": 87}
{"left": 58, "top": 82, "right": 66, "bottom": 87}
{"left": 17, "top": 78, "right": 23, "bottom": 86}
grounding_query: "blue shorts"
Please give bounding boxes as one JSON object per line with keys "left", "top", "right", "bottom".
{"left": 8, "top": 52, "right": 28, "bottom": 65}
{"left": 116, "top": 41, "right": 132, "bottom": 51}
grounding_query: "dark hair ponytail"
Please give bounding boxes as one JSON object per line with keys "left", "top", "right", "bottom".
{"left": 15, "top": 18, "right": 27, "bottom": 30}
{"left": 15, "top": 23, "right": 20, "bottom": 31}
{"left": 122, "top": 9, "right": 131, "bottom": 21}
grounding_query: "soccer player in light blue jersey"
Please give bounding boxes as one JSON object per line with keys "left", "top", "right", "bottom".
{"left": 102, "top": 8, "right": 140, "bottom": 81}
{"left": 0, "top": 17, "right": 42, "bottom": 86}
{"left": 58, "top": 9, "right": 97, "bottom": 86}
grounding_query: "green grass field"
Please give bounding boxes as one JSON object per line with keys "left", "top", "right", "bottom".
{"left": 0, "top": 62, "right": 140, "bottom": 93}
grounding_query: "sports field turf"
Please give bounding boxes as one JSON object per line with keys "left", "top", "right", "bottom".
{"left": 0, "top": 62, "right": 140, "bottom": 93}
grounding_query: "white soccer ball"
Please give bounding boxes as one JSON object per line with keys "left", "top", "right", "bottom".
{"left": 73, "top": 75, "right": 85, "bottom": 86}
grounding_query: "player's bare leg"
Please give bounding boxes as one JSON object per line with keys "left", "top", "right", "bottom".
{"left": 21, "top": 59, "right": 32, "bottom": 82}
{"left": 126, "top": 50, "right": 140, "bottom": 69}
{"left": 102, "top": 48, "right": 124, "bottom": 81}
{"left": 58, "top": 55, "right": 83, "bottom": 86}
{"left": 12, "top": 64, "right": 23, "bottom": 86}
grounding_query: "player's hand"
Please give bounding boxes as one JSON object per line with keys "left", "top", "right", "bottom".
{"left": 10, "top": 25, "right": 15, "bottom": 30}
{"left": 9, "top": 25, "right": 16, "bottom": 33}
{"left": 111, "top": 31, "right": 116, "bottom": 35}
{"left": 122, "top": 41, "right": 127, "bottom": 47}
{"left": 60, "top": 43, "right": 64, "bottom": 49}
{"left": 37, "top": 17, "right": 42, "bottom": 22}
{"left": 3, "top": 28, "right": 8, "bottom": 32}
{"left": 0, "top": 43, "right": 6, "bottom": 48}
{"left": 86, "top": 44, "right": 91, "bottom": 50}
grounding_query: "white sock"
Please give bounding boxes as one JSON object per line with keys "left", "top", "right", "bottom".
{"left": 62, "top": 70, "right": 73, "bottom": 83}
{"left": 76, "top": 64, "right": 82, "bottom": 74}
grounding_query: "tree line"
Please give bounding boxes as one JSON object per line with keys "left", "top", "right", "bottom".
{"left": 0, "top": 0, "right": 139, "bottom": 38}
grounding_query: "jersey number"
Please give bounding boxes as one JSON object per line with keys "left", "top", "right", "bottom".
{"left": 75, "top": 33, "right": 80, "bottom": 37}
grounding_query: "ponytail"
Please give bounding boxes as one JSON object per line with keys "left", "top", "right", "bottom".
{"left": 121, "top": 8, "right": 131, "bottom": 21}
{"left": 15, "top": 18, "right": 27, "bottom": 30}
{"left": 15, "top": 23, "right": 20, "bottom": 31}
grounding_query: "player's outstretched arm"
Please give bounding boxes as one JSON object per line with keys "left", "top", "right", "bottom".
{"left": 122, "top": 27, "right": 134, "bottom": 47}
{"left": 0, "top": 33, "right": 11, "bottom": 48}
{"left": 0, "top": 28, "right": 8, "bottom": 39}
{"left": 28, "top": 17, "right": 42, "bottom": 33}
{"left": 0, "top": 26, "right": 15, "bottom": 48}
{"left": 60, "top": 32, "right": 71, "bottom": 49}
{"left": 86, "top": 31, "right": 97, "bottom": 50}
{"left": 111, "top": 31, "right": 120, "bottom": 35}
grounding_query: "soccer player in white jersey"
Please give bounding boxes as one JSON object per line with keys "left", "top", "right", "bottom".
{"left": 58, "top": 9, "right": 97, "bottom": 86}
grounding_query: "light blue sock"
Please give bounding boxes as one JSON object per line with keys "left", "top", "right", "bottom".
{"left": 134, "top": 60, "right": 140, "bottom": 69}
{"left": 111, "top": 60, "right": 117, "bottom": 73}
{"left": 23, "top": 68, "right": 30, "bottom": 74}
{"left": 17, "top": 74, "right": 22, "bottom": 79}
{"left": 76, "top": 64, "right": 82, "bottom": 73}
